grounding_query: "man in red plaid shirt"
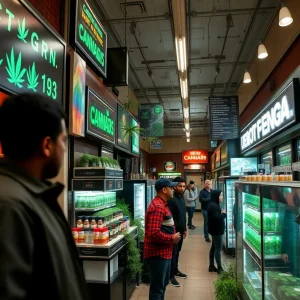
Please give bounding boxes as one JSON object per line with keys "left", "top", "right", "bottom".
{"left": 144, "top": 178, "right": 181, "bottom": 300}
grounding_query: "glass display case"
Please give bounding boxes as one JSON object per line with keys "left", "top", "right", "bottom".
{"left": 261, "top": 151, "right": 273, "bottom": 175}
{"left": 235, "top": 182, "right": 300, "bottom": 300}
{"left": 277, "top": 143, "right": 292, "bottom": 166}
{"left": 219, "top": 176, "right": 239, "bottom": 255}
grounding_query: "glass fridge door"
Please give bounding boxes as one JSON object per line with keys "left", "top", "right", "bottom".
{"left": 261, "top": 185, "right": 300, "bottom": 300}
{"left": 226, "top": 179, "right": 237, "bottom": 249}
{"left": 146, "top": 185, "right": 151, "bottom": 208}
{"left": 134, "top": 183, "right": 146, "bottom": 224}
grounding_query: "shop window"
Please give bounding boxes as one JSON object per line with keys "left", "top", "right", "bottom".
{"left": 261, "top": 151, "right": 272, "bottom": 174}
{"left": 277, "top": 143, "right": 291, "bottom": 166}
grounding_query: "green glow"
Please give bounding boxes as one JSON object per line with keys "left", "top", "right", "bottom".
{"left": 17, "top": 18, "right": 29, "bottom": 43}
{"left": 6, "top": 47, "right": 26, "bottom": 88}
{"left": 82, "top": 3, "right": 103, "bottom": 39}
{"left": 31, "top": 32, "right": 39, "bottom": 52}
{"left": 42, "top": 74, "right": 57, "bottom": 100}
{"left": 41, "top": 40, "right": 48, "bottom": 60}
{"left": 90, "top": 105, "right": 114, "bottom": 136}
{"left": 26, "top": 62, "right": 39, "bottom": 91}
{"left": 158, "top": 173, "right": 181, "bottom": 176}
{"left": 6, "top": 9, "right": 14, "bottom": 31}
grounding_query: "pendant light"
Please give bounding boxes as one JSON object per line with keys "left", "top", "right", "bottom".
{"left": 187, "top": 138, "right": 190, "bottom": 142}
{"left": 258, "top": 43, "right": 268, "bottom": 59}
{"left": 279, "top": 4, "right": 293, "bottom": 27}
{"left": 243, "top": 70, "right": 251, "bottom": 84}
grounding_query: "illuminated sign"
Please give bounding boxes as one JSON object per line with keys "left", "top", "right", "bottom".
{"left": 158, "top": 172, "right": 181, "bottom": 179}
{"left": 241, "top": 80, "right": 298, "bottom": 153}
{"left": 74, "top": 0, "right": 107, "bottom": 77}
{"left": 0, "top": 0, "right": 66, "bottom": 103}
{"left": 86, "top": 88, "right": 115, "bottom": 144}
{"left": 164, "top": 162, "right": 176, "bottom": 172}
{"left": 184, "top": 164, "right": 205, "bottom": 170}
{"left": 182, "top": 150, "right": 208, "bottom": 164}
{"left": 131, "top": 118, "right": 140, "bottom": 155}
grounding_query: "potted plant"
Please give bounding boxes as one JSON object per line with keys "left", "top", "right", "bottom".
{"left": 79, "top": 154, "right": 90, "bottom": 167}
{"left": 214, "top": 262, "right": 239, "bottom": 300}
{"left": 124, "top": 233, "right": 143, "bottom": 276}
{"left": 90, "top": 156, "right": 99, "bottom": 167}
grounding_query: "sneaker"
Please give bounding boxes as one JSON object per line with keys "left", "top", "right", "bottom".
{"left": 205, "top": 237, "right": 211, "bottom": 242}
{"left": 169, "top": 277, "right": 180, "bottom": 287}
{"left": 175, "top": 271, "right": 188, "bottom": 279}
{"left": 191, "top": 225, "right": 196, "bottom": 229}
{"left": 208, "top": 265, "right": 218, "bottom": 272}
{"left": 188, "top": 226, "right": 195, "bottom": 230}
{"left": 217, "top": 267, "right": 224, "bottom": 274}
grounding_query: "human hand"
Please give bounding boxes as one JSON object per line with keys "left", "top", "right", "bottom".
{"left": 183, "top": 231, "right": 187, "bottom": 239}
{"left": 172, "top": 232, "right": 181, "bottom": 243}
{"left": 282, "top": 254, "right": 289, "bottom": 263}
{"left": 222, "top": 210, "right": 226, "bottom": 214}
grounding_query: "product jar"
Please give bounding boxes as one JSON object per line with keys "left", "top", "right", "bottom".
{"left": 72, "top": 228, "right": 80, "bottom": 244}
{"left": 93, "top": 228, "right": 100, "bottom": 244}
{"left": 90, "top": 217, "right": 97, "bottom": 229}
{"left": 83, "top": 216, "right": 90, "bottom": 229}
{"left": 98, "top": 227, "right": 109, "bottom": 244}
{"left": 78, "top": 229, "right": 85, "bottom": 244}
{"left": 76, "top": 216, "right": 84, "bottom": 228}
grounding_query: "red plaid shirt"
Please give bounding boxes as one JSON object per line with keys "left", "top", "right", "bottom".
{"left": 144, "top": 196, "right": 175, "bottom": 259}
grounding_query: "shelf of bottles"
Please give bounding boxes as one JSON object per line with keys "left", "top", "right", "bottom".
{"left": 74, "top": 191, "right": 116, "bottom": 212}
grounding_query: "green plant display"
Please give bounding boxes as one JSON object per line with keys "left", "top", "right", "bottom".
{"left": 6, "top": 48, "right": 26, "bottom": 88}
{"left": 17, "top": 18, "right": 29, "bottom": 43}
{"left": 27, "top": 62, "right": 39, "bottom": 91}
{"left": 124, "top": 233, "right": 143, "bottom": 276}
{"left": 78, "top": 154, "right": 90, "bottom": 167}
{"left": 131, "top": 217, "right": 144, "bottom": 241}
{"left": 90, "top": 156, "right": 99, "bottom": 167}
{"left": 214, "top": 262, "right": 239, "bottom": 300}
{"left": 116, "top": 198, "right": 132, "bottom": 219}
{"left": 121, "top": 125, "right": 144, "bottom": 138}
{"left": 0, "top": 59, "right": 3, "bottom": 66}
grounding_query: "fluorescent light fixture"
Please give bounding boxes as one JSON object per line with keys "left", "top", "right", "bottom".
{"left": 175, "top": 37, "right": 187, "bottom": 72}
{"left": 184, "top": 123, "right": 190, "bottom": 130}
{"left": 262, "top": 155, "right": 272, "bottom": 160}
{"left": 279, "top": 5, "right": 293, "bottom": 27}
{"left": 243, "top": 71, "right": 251, "bottom": 83}
{"left": 186, "top": 131, "right": 190, "bottom": 138}
{"left": 187, "top": 138, "right": 190, "bottom": 142}
{"left": 180, "top": 78, "right": 188, "bottom": 99}
{"left": 258, "top": 43, "right": 268, "bottom": 59}
{"left": 278, "top": 149, "right": 291, "bottom": 155}
{"left": 183, "top": 107, "right": 189, "bottom": 118}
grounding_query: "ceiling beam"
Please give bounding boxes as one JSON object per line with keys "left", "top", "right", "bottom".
{"left": 107, "top": 7, "right": 276, "bottom": 24}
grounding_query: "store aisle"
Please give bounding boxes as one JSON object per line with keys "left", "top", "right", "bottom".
{"left": 130, "top": 212, "right": 234, "bottom": 300}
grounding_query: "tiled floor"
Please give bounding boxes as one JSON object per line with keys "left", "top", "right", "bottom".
{"left": 130, "top": 212, "right": 235, "bottom": 300}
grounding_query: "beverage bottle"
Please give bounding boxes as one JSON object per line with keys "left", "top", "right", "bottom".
{"left": 264, "top": 237, "right": 271, "bottom": 255}
{"left": 263, "top": 214, "right": 268, "bottom": 231}
{"left": 274, "top": 213, "right": 279, "bottom": 232}
{"left": 275, "top": 236, "right": 282, "bottom": 254}
{"left": 269, "top": 237, "right": 276, "bottom": 255}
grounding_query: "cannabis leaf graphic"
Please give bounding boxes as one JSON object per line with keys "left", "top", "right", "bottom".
{"left": 17, "top": 18, "right": 29, "bottom": 43}
{"left": 0, "top": 59, "right": 3, "bottom": 66}
{"left": 6, "top": 48, "right": 26, "bottom": 88}
{"left": 27, "top": 62, "right": 39, "bottom": 91}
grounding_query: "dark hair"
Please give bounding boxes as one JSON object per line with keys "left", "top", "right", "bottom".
{"left": 173, "top": 177, "right": 185, "bottom": 183}
{"left": 0, "top": 93, "right": 65, "bottom": 160}
{"left": 211, "top": 190, "right": 222, "bottom": 204}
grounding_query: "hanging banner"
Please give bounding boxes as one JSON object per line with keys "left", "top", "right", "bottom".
{"left": 73, "top": 0, "right": 107, "bottom": 77}
{"left": 0, "top": 0, "right": 66, "bottom": 104}
{"left": 139, "top": 104, "right": 164, "bottom": 137}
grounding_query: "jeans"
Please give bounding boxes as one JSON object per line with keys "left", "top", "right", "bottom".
{"left": 170, "top": 233, "right": 184, "bottom": 278}
{"left": 202, "top": 209, "right": 209, "bottom": 238}
{"left": 209, "top": 235, "right": 223, "bottom": 268}
{"left": 187, "top": 206, "right": 195, "bottom": 226}
{"left": 147, "top": 257, "right": 171, "bottom": 300}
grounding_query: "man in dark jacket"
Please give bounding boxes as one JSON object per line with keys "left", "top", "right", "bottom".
{"left": 167, "top": 177, "right": 188, "bottom": 287}
{"left": 0, "top": 94, "right": 89, "bottom": 300}
{"left": 199, "top": 180, "right": 212, "bottom": 242}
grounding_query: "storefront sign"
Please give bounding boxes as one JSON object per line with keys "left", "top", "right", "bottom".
{"left": 184, "top": 164, "right": 206, "bottom": 170}
{"left": 139, "top": 104, "right": 164, "bottom": 137}
{"left": 131, "top": 118, "right": 140, "bottom": 155}
{"left": 74, "top": 0, "right": 107, "bottom": 77}
{"left": 182, "top": 150, "right": 208, "bottom": 164}
{"left": 86, "top": 88, "right": 115, "bottom": 144}
{"left": 163, "top": 162, "right": 176, "bottom": 172}
{"left": 150, "top": 140, "right": 162, "bottom": 149}
{"left": 241, "top": 80, "right": 298, "bottom": 153}
{"left": 158, "top": 172, "right": 181, "bottom": 179}
{"left": 0, "top": 1, "right": 66, "bottom": 103}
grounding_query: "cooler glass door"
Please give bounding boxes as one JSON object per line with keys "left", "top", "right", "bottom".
{"left": 134, "top": 183, "right": 146, "bottom": 224}
{"left": 226, "top": 179, "right": 237, "bottom": 249}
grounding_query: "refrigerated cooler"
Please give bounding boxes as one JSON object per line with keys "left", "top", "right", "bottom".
{"left": 219, "top": 176, "right": 239, "bottom": 255}
{"left": 235, "top": 181, "right": 300, "bottom": 300}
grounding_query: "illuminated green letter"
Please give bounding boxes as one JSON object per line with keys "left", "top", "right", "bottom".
{"left": 31, "top": 32, "right": 39, "bottom": 52}
{"left": 90, "top": 106, "right": 95, "bottom": 125}
{"left": 41, "top": 40, "right": 48, "bottom": 60}
{"left": 6, "top": 9, "right": 14, "bottom": 31}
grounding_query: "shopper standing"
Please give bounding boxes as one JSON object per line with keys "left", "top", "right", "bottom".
{"left": 207, "top": 190, "right": 226, "bottom": 274}
{"left": 199, "top": 180, "right": 212, "bottom": 242}
{"left": 168, "top": 177, "right": 188, "bottom": 287}
{"left": 0, "top": 94, "right": 89, "bottom": 299}
{"left": 144, "top": 178, "right": 181, "bottom": 300}
{"left": 184, "top": 180, "right": 198, "bottom": 229}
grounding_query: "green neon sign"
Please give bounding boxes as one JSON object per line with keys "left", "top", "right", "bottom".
{"left": 75, "top": 0, "right": 107, "bottom": 77}
{"left": 131, "top": 118, "right": 140, "bottom": 155}
{"left": 0, "top": 1, "right": 66, "bottom": 103}
{"left": 86, "top": 88, "right": 115, "bottom": 144}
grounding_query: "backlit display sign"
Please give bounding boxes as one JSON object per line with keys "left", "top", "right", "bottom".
{"left": 182, "top": 150, "right": 208, "bottom": 164}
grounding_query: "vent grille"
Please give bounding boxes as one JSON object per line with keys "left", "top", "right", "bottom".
{"left": 120, "top": 1, "right": 146, "bottom": 16}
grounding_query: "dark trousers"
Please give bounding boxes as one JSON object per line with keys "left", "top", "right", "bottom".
{"left": 147, "top": 257, "right": 171, "bottom": 300}
{"left": 187, "top": 206, "right": 195, "bottom": 226}
{"left": 209, "top": 235, "right": 223, "bottom": 268}
{"left": 202, "top": 209, "right": 209, "bottom": 238}
{"left": 170, "top": 233, "right": 184, "bottom": 278}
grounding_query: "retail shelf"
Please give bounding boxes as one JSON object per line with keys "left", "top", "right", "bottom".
{"left": 75, "top": 204, "right": 116, "bottom": 212}
{"left": 244, "top": 204, "right": 260, "bottom": 212}
{"left": 86, "top": 267, "right": 125, "bottom": 285}
{"left": 244, "top": 222, "right": 260, "bottom": 235}
{"left": 264, "top": 231, "right": 282, "bottom": 237}
{"left": 244, "top": 283, "right": 262, "bottom": 300}
{"left": 243, "top": 240, "right": 261, "bottom": 266}
{"left": 245, "top": 272, "right": 261, "bottom": 289}
{"left": 244, "top": 203, "right": 278, "bottom": 214}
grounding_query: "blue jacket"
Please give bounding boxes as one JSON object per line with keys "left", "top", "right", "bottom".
{"left": 199, "top": 188, "right": 211, "bottom": 210}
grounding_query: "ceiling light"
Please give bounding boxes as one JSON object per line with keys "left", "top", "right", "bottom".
{"left": 258, "top": 43, "right": 268, "bottom": 59}
{"left": 184, "top": 123, "right": 190, "bottom": 130}
{"left": 175, "top": 37, "right": 187, "bottom": 72}
{"left": 243, "top": 71, "right": 251, "bottom": 83}
{"left": 183, "top": 107, "right": 189, "bottom": 118}
{"left": 279, "top": 4, "right": 293, "bottom": 27}
{"left": 180, "top": 78, "right": 188, "bottom": 99}
{"left": 187, "top": 138, "right": 190, "bottom": 142}
{"left": 186, "top": 131, "right": 190, "bottom": 138}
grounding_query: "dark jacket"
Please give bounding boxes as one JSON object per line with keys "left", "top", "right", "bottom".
{"left": 207, "top": 190, "right": 226, "bottom": 235}
{"left": 167, "top": 191, "right": 186, "bottom": 232}
{"left": 199, "top": 188, "right": 211, "bottom": 210}
{"left": 0, "top": 160, "right": 89, "bottom": 300}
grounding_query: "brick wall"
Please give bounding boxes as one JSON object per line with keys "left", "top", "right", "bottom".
{"left": 28, "top": 0, "right": 62, "bottom": 34}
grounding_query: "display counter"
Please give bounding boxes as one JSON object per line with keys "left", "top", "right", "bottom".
{"left": 235, "top": 181, "right": 300, "bottom": 300}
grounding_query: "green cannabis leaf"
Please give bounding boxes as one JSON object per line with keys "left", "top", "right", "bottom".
{"left": 27, "top": 62, "right": 39, "bottom": 91}
{"left": 17, "top": 18, "right": 29, "bottom": 43}
{"left": 6, "top": 48, "right": 26, "bottom": 88}
{"left": 121, "top": 125, "right": 144, "bottom": 138}
{"left": 0, "top": 59, "right": 3, "bottom": 66}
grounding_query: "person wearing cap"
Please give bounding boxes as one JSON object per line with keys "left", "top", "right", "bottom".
{"left": 167, "top": 177, "right": 188, "bottom": 287}
{"left": 144, "top": 178, "right": 181, "bottom": 300}
{"left": 184, "top": 180, "right": 198, "bottom": 229}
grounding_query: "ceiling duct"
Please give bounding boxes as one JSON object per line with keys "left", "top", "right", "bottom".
{"left": 120, "top": 1, "right": 146, "bottom": 17}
